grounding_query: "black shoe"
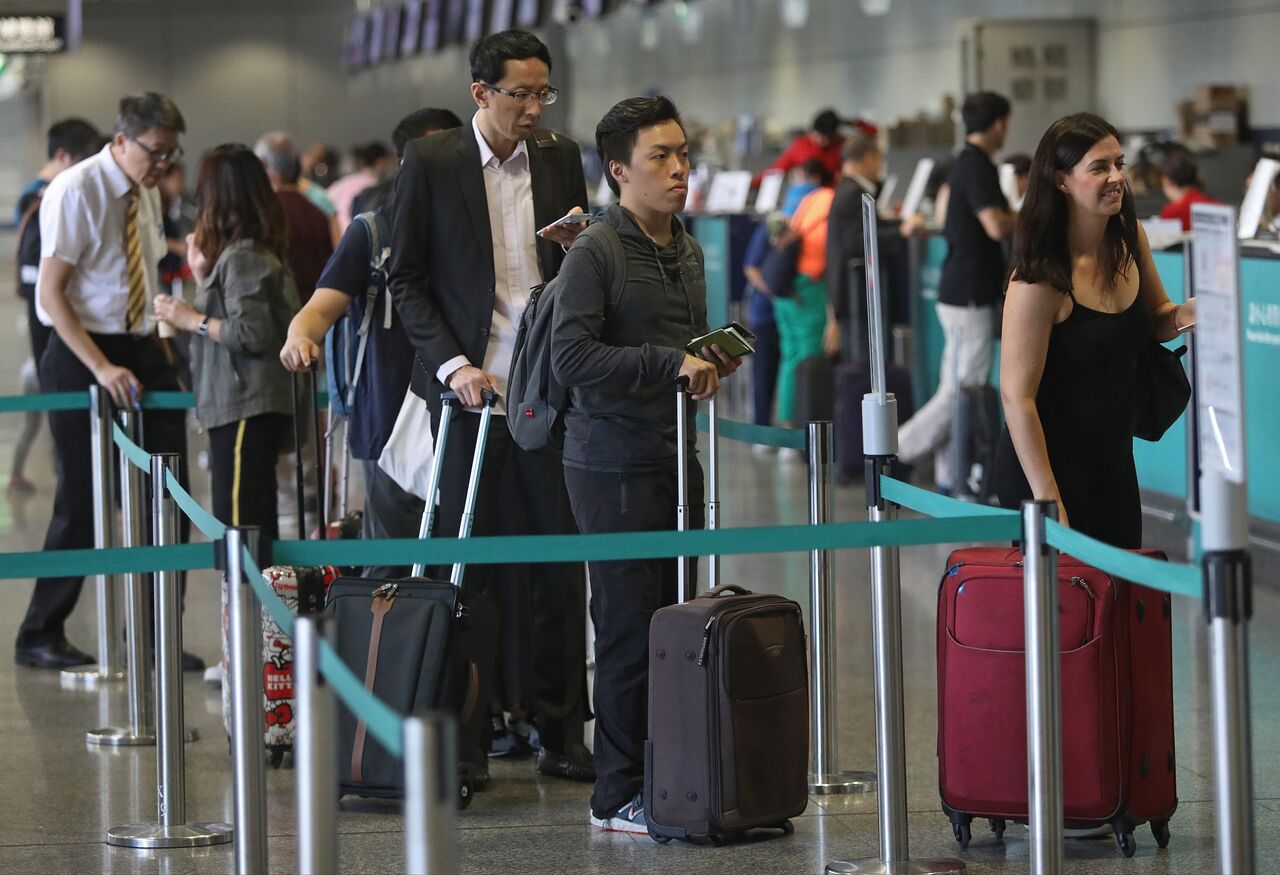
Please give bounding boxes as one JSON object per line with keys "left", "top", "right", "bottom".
{"left": 465, "top": 759, "right": 491, "bottom": 792}
{"left": 181, "top": 651, "right": 207, "bottom": 672}
{"left": 15, "top": 639, "right": 94, "bottom": 669}
{"left": 489, "top": 714, "right": 537, "bottom": 758}
{"left": 536, "top": 744, "right": 596, "bottom": 782}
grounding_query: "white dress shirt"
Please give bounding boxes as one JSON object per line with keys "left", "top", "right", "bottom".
{"left": 435, "top": 116, "right": 543, "bottom": 412}
{"left": 36, "top": 143, "right": 164, "bottom": 336}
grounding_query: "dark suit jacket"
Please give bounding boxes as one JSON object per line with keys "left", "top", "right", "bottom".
{"left": 388, "top": 124, "right": 588, "bottom": 406}
{"left": 825, "top": 174, "right": 878, "bottom": 322}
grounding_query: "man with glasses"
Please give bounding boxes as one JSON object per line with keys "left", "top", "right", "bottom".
{"left": 16, "top": 92, "right": 197, "bottom": 670}
{"left": 390, "top": 29, "right": 592, "bottom": 787}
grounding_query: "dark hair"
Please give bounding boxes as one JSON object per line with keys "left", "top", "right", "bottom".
{"left": 961, "top": 91, "right": 1011, "bottom": 135}
{"left": 193, "top": 144, "right": 288, "bottom": 265}
{"left": 842, "top": 133, "right": 880, "bottom": 164}
{"left": 115, "top": 92, "right": 186, "bottom": 138}
{"left": 1009, "top": 113, "right": 1137, "bottom": 295}
{"left": 47, "top": 118, "right": 101, "bottom": 161}
{"left": 1007, "top": 153, "right": 1032, "bottom": 177}
{"left": 391, "top": 108, "right": 464, "bottom": 159}
{"left": 352, "top": 141, "right": 391, "bottom": 169}
{"left": 470, "top": 29, "right": 552, "bottom": 85}
{"left": 1161, "top": 154, "right": 1201, "bottom": 189}
{"left": 813, "top": 109, "right": 840, "bottom": 139}
{"left": 801, "top": 157, "right": 834, "bottom": 188}
{"left": 595, "top": 96, "right": 685, "bottom": 196}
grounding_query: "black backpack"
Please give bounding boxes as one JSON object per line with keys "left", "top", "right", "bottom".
{"left": 506, "top": 220, "right": 626, "bottom": 451}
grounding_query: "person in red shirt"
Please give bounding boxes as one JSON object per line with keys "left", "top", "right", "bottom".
{"left": 1159, "top": 154, "right": 1220, "bottom": 230}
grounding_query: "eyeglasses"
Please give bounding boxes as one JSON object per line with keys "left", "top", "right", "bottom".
{"left": 480, "top": 82, "right": 559, "bottom": 107}
{"left": 130, "top": 137, "right": 184, "bottom": 166}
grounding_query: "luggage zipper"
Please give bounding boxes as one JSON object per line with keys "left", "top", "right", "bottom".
{"left": 372, "top": 582, "right": 399, "bottom": 600}
{"left": 697, "top": 603, "right": 803, "bottom": 666}
{"left": 1070, "top": 576, "right": 1094, "bottom": 599}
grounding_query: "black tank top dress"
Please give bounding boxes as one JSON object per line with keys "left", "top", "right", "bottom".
{"left": 992, "top": 288, "right": 1152, "bottom": 549}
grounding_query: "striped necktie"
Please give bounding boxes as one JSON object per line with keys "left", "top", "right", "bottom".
{"left": 124, "top": 189, "right": 147, "bottom": 331}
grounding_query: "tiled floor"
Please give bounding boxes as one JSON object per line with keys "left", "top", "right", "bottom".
{"left": 0, "top": 231, "right": 1276, "bottom": 873}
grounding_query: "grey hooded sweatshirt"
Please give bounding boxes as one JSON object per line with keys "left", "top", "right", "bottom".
{"left": 551, "top": 204, "right": 708, "bottom": 473}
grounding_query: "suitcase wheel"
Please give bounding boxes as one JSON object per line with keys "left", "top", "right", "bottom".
{"left": 1114, "top": 829, "right": 1136, "bottom": 858}
{"left": 648, "top": 831, "right": 672, "bottom": 845}
{"left": 1150, "top": 819, "right": 1171, "bottom": 849}
{"left": 988, "top": 818, "right": 1006, "bottom": 844}
{"left": 457, "top": 777, "right": 473, "bottom": 811}
{"left": 267, "top": 747, "right": 286, "bottom": 769}
{"left": 951, "top": 819, "right": 972, "bottom": 850}
{"left": 781, "top": 820, "right": 795, "bottom": 836}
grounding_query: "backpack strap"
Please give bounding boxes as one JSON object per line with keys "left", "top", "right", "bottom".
{"left": 578, "top": 220, "right": 627, "bottom": 315}
{"left": 348, "top": 211, "right": 389, "bottom": 408}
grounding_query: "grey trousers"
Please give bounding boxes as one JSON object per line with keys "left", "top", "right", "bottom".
{"left": 360, "top": 458, "right": 426, "bottom": 580}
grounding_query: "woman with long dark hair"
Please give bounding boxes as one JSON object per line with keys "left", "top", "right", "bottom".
{"left": 993, "top": 113, "right": 1196, "bottom": 548}
{"left": 153, "top": 144, "right": 298, "bottom": 536}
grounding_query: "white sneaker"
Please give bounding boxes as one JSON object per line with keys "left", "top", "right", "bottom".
{"left": 590, "top": 793, "right": 648, "bottom": 835}
{"left": 778, "top": 447, "right": 803, "bottom": 463}
{"left": 751, "top": 444, "right": 776, "bottom": 458}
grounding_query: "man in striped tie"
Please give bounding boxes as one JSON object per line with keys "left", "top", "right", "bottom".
{"left": 16, "top": 93, "right": 198, "bottom": 670}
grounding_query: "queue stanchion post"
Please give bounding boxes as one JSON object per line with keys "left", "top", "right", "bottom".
{"left": 1202, "top": 471, "right": 1255, "bottom": 874}
{"left": 404, "top": 712, "right": 460, "bottom": 875}
{"left": 63, "top": 385, "right": 126, "bottom": 687}
{"left": 108, "top": 454, "right": 233, "bottom": 849}
{"left": 827, "top": 193, "right": 963, "bottom": 874}
{"left": 807, "top": 418, "right": 874, "bottom": 796}
{"left": 87, "top": 409, "right": 156, "bottom": 747}
{"left": 226, "top": 526, "right": 270, "bottom": 875}
{"left": 675, "top": 380, "right": 694, "bottom": 601}
{"left": 1021, "top": 500, "right": 1065, "bottom": 872}
{"left": 707, "top": 394, "right": 721, "bottom": 589}
{"left": 295, "top": 615, "right": 338, "bottom": 873}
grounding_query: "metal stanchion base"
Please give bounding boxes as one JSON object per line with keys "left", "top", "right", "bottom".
{"left": 60, "top": 665, "right": 126, "bottom": 688}
{"left": 825, "top": 858, "right": 965, "bottom": 874}
{"left": 809, "top": 770, "right": 877, "bottom": 795}
{"left": 86, "top": 728, "right": 198, "bottom": 747}
{"left": 107, "top": 822, "right": 234, "bottom": 849}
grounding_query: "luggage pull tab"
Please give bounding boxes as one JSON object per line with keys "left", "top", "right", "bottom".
{"left": 372, "top": 582, "right": 399, "bottom": 605}
{"left": 1069, "top": 576, "right": 1094, "bottom": 599}
{"left": 696, "top": 616, "right": 716, "bottom": 666}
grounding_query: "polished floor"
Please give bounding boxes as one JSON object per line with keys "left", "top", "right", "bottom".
{"left": 0, "top": 233, "right": 1277, "bottom": 873}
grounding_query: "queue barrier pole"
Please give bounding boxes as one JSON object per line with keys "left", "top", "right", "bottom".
{"left": 676, "top": 382, "right": 694, "bottom": 601}
{"left": 62, "top": 385, "right": 126, "bottom": 687}
{"left": 226, "top": 527, "right": 270, "bottom": 875}
{"left": 295, "top": 616, "right": 339, "bottom": 874}
{"left": 1022, "top": 500, "right": 1065, "bottom": 873}
{"left": 827, "top": 192, "right": 964, "bottom": 875}
{"left": 87, "top": 409, "right": 156, "bottom": 748}
{"left": 807, "top": 420, "right": 875, "bottom": 796}
{"left": 404, "top": 712, "right": 460, "bottom": 875}
{"left": 707, "top": 395, "right": 721, "bottom": 589}
{"left": 108, "top": 454, "right": 232, "bottom": 849}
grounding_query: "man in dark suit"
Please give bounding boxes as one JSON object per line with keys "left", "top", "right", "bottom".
{"left": 825, "top": 133, "right": 885, "bottom": 364}
{"left": 389, "top": 29, "right": 592, "bottom": 785}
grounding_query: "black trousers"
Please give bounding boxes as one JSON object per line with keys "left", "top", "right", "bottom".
{"left": 431, "top": 408, "right": 588, "bottom": 755}
{"left": 19, "top": 332, "right": 189, "bottom": 648}
{"left": 565, "top": 460, "right": 705, "bottom": 818}
{"left": 992, "top": 430, "right": 1142, "bottom": 549}
{"left": 750, "top": 318, "right": 781, "bottom": 427}
{"left": 25, "top": 296, "right": 52, "bottom": 378}
{"left": 208, "top": 414, "right": 288, "bottom": 540}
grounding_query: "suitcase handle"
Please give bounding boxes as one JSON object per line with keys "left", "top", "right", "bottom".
{"left": 701, "top": 583, "right": 751, "bottom": 599}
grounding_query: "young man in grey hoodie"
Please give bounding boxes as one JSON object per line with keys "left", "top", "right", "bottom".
{"left": 551, "top": 95, "right": 740, "bottom": 834}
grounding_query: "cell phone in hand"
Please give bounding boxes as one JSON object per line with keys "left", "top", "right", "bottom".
{"left": 550, "top": 211, "right": 592, "bottom": 227}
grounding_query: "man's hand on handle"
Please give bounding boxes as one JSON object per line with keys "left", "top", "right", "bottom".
{"left": 678, "top": 355, "right": 720, "bottom": 401}
{"left": 280, "top": 336, "right": 321, "bottom": 372}
{"left": 447, "top": 364, "right": 499, "bottom": 408}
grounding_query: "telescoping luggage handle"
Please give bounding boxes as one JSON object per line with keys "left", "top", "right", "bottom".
{"left": 675, "top": 378, "right": 721, "bottom": 602}
{"left": 291, "top": 367, "right": 327, "bottom": 540}
{"left": 409, "top": 388, "right": 499, "bottom": 583}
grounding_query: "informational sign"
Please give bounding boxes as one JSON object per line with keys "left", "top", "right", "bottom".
{"left": 516, "top": 0, "right": 542, "bottom": 27}
{"left": 422, "top": 0, "right": 442, "bottom": 51}
{"left": 754, "top": 169, "right": 784, "bottom": 214}
{"left": 464, "top": 0, "right": 486, "bottom": 42}
{"left": 876, "top": 173, "right": 899, "bottom": 215}
{"left": 489, "top": 0, "right": 515, "bottom": 33}
{"left": 1238, "top": 157, "right": 1279, "bottom": 240}
{"left": 704, "top": 171, "right": 752, "bottom": 214}
{"left": 1141, "top": 217, "right": 1186, "bottom": 251}
{"left": 401, "top": 1, "right": 424, "bottom": 55}
{"left": 1191, "top": 203, "right": 1247, "bottom": 483}
{"left": 0, "top": 15, "right": 65, "bottom": 53}
{"left": 900, "top": 158, "right": 935, "bottom": 219}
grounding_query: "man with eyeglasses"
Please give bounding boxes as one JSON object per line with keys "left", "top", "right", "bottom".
{"left": 16, "top": 92, "right": 198, "bottom": 671}
{"left": 390, "top": 29, "right": 592, "bottom": 788}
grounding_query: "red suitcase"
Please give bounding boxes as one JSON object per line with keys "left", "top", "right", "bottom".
{"left": 936, "top": 546, "right": 1177, "bottom": 857}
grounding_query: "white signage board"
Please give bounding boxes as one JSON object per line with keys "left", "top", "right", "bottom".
{"left": 1191, "top": 203, "right": 1247, "bottom": 483}
{"left": 704, "top": 170, "right": 752, "bottom": 214}
{"left": 900, "top": 158, "right": 935, "bottom": 219}
{"left": 876, "top": 173, "right": 899, "bottom": 213}
{"left": 754, "top": 169, "right": 785, "bottom": 214}
{"left": 1238, "top": 157, "right": 1279, "bottom": 240}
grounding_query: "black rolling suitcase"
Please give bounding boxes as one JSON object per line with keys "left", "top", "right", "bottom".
{"left": 324, "top": 390, "right": 499, "bottom": 809}
{"left": 792, "top": 355, "right": 835, "bottom": 424}
{"left": 834, "top": 362, "right": 915, "bottom": 480}
{"left": 644, "top": 387, "right": 809, "bottom": 843}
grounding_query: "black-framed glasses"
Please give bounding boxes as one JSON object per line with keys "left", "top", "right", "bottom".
{"left": 130, "top": 137, "right": 184, "bottom": 166}
{"left": 480, "top": 82, "right": 559, "bottom": 106}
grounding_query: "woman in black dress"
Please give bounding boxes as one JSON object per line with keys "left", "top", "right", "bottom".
{"left": 993, "top": 113, "right": 1196, "bottom": 549}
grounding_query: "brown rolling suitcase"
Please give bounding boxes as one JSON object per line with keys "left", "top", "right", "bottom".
{"left": 643, "top": 385, "right": 809, "bottom": 843}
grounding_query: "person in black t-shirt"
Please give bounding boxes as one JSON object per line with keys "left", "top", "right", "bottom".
{"left": 280, "top": 107, "right": 462, "bottom": 580}
{"left": 898, "top": 92, "right": 1016, "bottom": 492}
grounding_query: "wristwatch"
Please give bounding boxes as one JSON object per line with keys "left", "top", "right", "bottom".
{"left": 197, "top": 316, "right": 210, "bottom": 336}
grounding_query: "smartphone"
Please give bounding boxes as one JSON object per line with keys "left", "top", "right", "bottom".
{"left": 551, "top": 211, "right": 592, "bottom": 227}
{"left": 725, "top": 320, "right": 757, "bottom": 342}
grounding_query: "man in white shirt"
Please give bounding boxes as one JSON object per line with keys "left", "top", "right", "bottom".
{"left": 16, "top": 93, "right": 195, "bottom": 671}
{"left": 388, "top": 30, "right": 592, "bottom": 788}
